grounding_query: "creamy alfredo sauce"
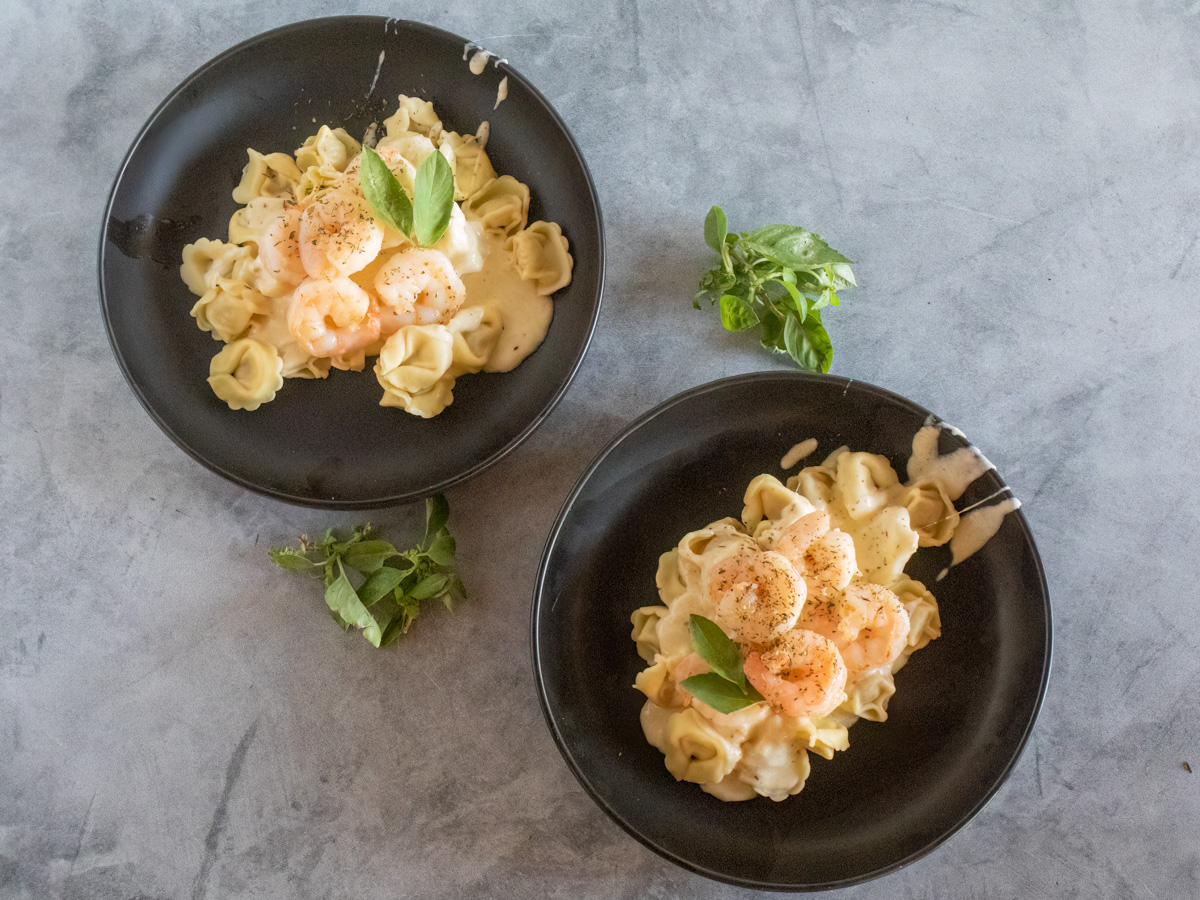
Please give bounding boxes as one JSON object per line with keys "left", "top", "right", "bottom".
{"left": 460, "top": 232, "right": 553, "bottom": 373}
{"left": 936, "top": 497, "right": 1022, "bottom": 581}
{"left": 780, "top": 438, "right": 818, "bottom": 470}
{"left": 468, "top": 49, "right": 491, "bottom": 74}
{"left": 907, "top": 421, "right": 994, "bottom": 500}
{"left": 910, "top": 418, "right": 1021, "bottom": 573}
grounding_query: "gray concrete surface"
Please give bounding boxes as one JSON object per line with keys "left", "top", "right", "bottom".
{"left": 2, "top": 0, "right": 1197, "bottom": 897}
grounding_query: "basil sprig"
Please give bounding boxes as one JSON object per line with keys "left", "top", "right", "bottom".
{"left": 679, "top": 614, "right": 765, "bottom": 714}
{"left": 360, "top": 145, "right": 413, "bottom": 236}
{"left": 413, "top": 150, "right": 455, "bottom": 246}
{"left": 359, "top": 145, "right": 456, "bottom": 247}
{"left": 269, "top": 495, "right": 465, "bottom": 648}
{"left": 695, "top": 206, "right": 856, "bottom": 373}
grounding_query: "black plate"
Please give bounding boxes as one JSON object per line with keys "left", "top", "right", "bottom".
{"left": 533, "top": 372, "right": 1051, "bottom": 891}
{"left": 100, "top": 17, "right": 603, "bottom": 508}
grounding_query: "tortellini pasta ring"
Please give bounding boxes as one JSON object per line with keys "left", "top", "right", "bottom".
{"left": 463, "top": 175, "right": 529, "bottom": 236}
{"left": 207, "top": 338, "right": 284, "bottom": 411}
{"left": 663, "top": 708, "right": 739, "bottom": 784}
{"left": 507, "top": 221, "right": 573, "bottom": 295}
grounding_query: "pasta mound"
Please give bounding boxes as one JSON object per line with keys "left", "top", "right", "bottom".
{"left": 179, "top": 95, "right": 573, "bottom": 417}
{"left": 632, "top": 444, "right": 949, "bottom": 802}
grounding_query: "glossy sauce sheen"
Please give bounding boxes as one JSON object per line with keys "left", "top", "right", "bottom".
{"left": 460, "top": 232, "right": 553, "bottom": 373}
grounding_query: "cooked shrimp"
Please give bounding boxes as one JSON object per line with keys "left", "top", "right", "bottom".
{"left": 744, "top": 629, "right": 848, "bottom": 718}
{"left": 258, "top": 204, "right": 306, "bottom": 285}
{"left": 298, "top": 188, "right": 383, "bottom": 279}
{"left": 801, "top": 530, "right": 858, "bottom": 596}
{"left": 373, "top": 248, "right": 466, "bottom": 332}
{"left": 707, "top": 548, "right": 805, "bottom": 646}
{"left": 287, "top": 277, "right": 381, "bottom": 358}
{"left": 800, "top": 583, "right": 910, "bottom": 674}
{"left": 771, "top": 510, "right": 831, "bottom": 565}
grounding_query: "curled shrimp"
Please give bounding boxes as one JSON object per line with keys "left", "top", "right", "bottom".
{"left": 373, "top": 248, "right": 466, "bottom": 332}
{"left": 744, "top": 629, "right": 848, "bottom": 718}
{"left": 801, "top": 583, "right": 910, "bottom": 674}
{"left": 258, "top": 204, "right": 306, "bottom": 285}
{"left": 770, "top": 510, "right": 857, "bottom": 598}
{"left": 287, "top": 277, "right": 381, "bottom": 358}
{"left": 801, "top": 530, "right": 858, "bottom": 597}
{"left": 298, "top": 188, "right": 383, "bottom": 279}
{"left": 771, "top": 509, "right": 830, "bottom": 564}
{"left": 707, "top": 547, "right": 806, "bottom": 646}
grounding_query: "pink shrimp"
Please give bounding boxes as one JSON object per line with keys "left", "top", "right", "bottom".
{"left": 744, "top": 629, "right": 848, "bottom": 718}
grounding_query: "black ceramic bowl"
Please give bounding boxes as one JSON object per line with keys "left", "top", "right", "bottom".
{"left": 533, "top": 372, "right": 1051, "bottom": 891}
{"left": 100, "top": 17, "right": 603, "bottom": 508}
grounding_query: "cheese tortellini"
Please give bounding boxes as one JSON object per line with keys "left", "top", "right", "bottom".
{"left": 179, "top": 95, "right": 574, "bottom": 413}
{"left": 632, "top": 431, "right": 1002, "bottom": 802}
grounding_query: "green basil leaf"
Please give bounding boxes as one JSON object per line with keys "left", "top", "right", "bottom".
{"left": 769, "top": 278, "right": 806, "bottom": 322}
{"left": 359, "top": 145, "right": 413, "bottom": 236}
{"left": 688, "top": 615, "right": 747, "bottom": 689}
{"left": 358, "top": 566, "right": 407, "bottom": 606}
{"left": 425, "top": 533, "right": 456, "bottom": 567}
{"left": 759, "top": 311, "right": 786, "bottom": 351}
{"left": 680, "top": 673, "right": 765, "bottom": 714}
{"left": 409, "top": 573, "right": 450, "bottom": 601}
{"left": 719, "top": 293, "right": 759, "bottom": 332}
{"left": 340, "top": 540, "right": 399, "bottom": 575}
{"left": 825, "top": 262, "right": 856, "bottom": 289}
{"left": 704, "top": 205, "right": 728, "bottom": 253}
{"left": 425, "top": 494, "right": 450, "bottom": 545}
{"left": 784, "top": 311, "right": 834, "bottom": 373}
{"left": 269, "top": 548, "right": 316, "bottom": 571}
{"left": 325, "top": 563, "right": 380, "bottom": 643}
{"left": 413, "top": 150, "right": 455, "bottom": 246}
{"left": 742, "top": 225, "right": 852, "bottom": 270}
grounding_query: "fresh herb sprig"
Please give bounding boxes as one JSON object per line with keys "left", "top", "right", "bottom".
{"left": 679, "top": 614, "right": 765, "bottom": 714}
{"left": 695, "top": 206, "right": 856, "bottom": 373}
{"left": 359, "top": 145, "right": 456, "bottom": 247}
{"left": 269, "top": 495, "right": 465, "bottom": 648}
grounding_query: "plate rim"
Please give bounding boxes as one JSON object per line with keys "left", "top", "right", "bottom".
{"left": 530, "top": 370, "right": 1053, "bottom": 891}
{"left": 98, "top": 15, "right": 605, "bottom": 509}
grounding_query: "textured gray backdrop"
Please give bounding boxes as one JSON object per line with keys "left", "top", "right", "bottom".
{"left": 2, "top": 1, "right": 1197, "bottom": 897}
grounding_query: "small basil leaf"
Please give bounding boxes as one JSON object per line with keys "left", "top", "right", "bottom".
{"left": 704, "top": 205, "right": 728, "bottom": 254}
{"left": 425, "top": 534, "right": 456, "bottom": 567}
{"left": 413, "top": 150, "right": 455, "bottom": 246}
{"left": 425, "top": 494, "right": 450, "bottom": 545}
{"left": 680, "top": 673, "right": 765, "bottom": 714}
{"left": 769, "top": 279, "right": 806, "bottom": 322}
{"left": 358, "top": 566, "right": 407, "bottom": 606}
{"left": 409, "top": 573, "right": 450, "bottom": 601}
{"left": 359, "top": 145, "right": 413, "bottom": 236}
{"left": 784, "top": 311, "right": 834, "bottom": 373}
{"left": 340, "top": 540, "right": 399, "bottom": 574}
{"left": 688, "top": 615, "right": 747, "bottom": 689}
{"left": 325, "top": 563, "right": 380, "bottom": 643}
{"left": 269, "top": 548, "right": 316, "bottom": 571}
{"left": 759, "top": 311, "right": 786, "bottom": 351}
{"left": 719, "top": 293, "right": 759, "bottom": 332}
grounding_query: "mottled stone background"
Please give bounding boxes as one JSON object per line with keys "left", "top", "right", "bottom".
{"left": 2, "top": 1, "right": 1197, "bottom": 897}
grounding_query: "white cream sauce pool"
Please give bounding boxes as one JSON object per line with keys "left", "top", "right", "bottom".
{"left": 460, "top": 232, "right": 553, "bottom": 373}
